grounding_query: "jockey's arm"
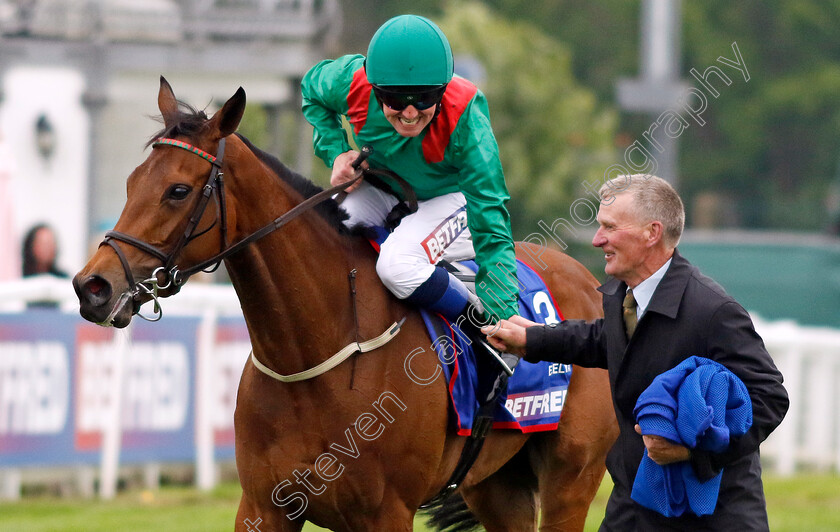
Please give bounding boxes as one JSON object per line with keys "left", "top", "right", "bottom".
{"left": 301, "top": 55, "right": 362, "bottom": 169}
{"left": 453, "top": 93, "right": 519, "bottom": 321}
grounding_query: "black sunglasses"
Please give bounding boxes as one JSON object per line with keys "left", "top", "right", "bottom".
{"left": 372, "top": 85, "right": 447, "bottom": 111}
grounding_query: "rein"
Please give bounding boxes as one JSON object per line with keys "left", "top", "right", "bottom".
{"left": 101, "top": 138, "right": 369, "bottom": 322}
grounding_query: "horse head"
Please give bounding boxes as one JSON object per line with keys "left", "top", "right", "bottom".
{"left": 73, "top": 77, "right": 246, "bottom": 327}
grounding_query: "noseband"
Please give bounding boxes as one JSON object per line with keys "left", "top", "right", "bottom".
{"left": 99, "top": 138, "right": 368, "bottom": 322}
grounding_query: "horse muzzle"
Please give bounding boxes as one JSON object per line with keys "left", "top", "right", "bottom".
{"left": 73, "top": 273, "right": 135, "bottom": 328}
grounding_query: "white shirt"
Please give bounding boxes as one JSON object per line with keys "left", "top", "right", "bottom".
{"left": 629, "top": 258, "right": 672, "bottom": 318}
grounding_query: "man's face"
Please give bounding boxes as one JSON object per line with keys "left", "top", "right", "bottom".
{"left": 382, "top": 103, "right": 437, "bottom": 137}
{"left": 591, "top": 193, "right": 652, "bottom": 284}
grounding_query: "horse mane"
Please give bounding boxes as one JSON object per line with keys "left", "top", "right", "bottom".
{"left": 147, "top": 100, "right": 350, "bottom": 233}
{"left": 235, "top": 134, "right": 351, "bottom": 233}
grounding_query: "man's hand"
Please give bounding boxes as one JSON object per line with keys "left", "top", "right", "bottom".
{"left": 634, "top": 424, "right": 691, "bottom": 465}
{"left": 330, "top": 150, "right": 367, "bottom": 192}
{"left": 481, "top": 315, "right": 538, "bottom": 357}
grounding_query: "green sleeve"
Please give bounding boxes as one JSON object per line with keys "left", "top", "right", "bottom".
{"left": 453, "top": 93, "right": 519, "bottom": 321}
{"left": 300, "top": 55, "right": 363, "bottom": 168}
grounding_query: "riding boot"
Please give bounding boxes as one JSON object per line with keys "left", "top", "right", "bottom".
{"left": 404, "top": 266, "right": 472, "bottom": 317}
{"left": 404, "top": 267, "right": 521, "bottom": 376}
{"left": 405, "top": 266, "right": 520, "bottom": 407}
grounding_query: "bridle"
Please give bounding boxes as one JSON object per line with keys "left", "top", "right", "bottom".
{"left": 100, "top": 136, "right": 369, "bottom": 323}
{"left": 100, "top": 137, "right": 229, "bottom": 322}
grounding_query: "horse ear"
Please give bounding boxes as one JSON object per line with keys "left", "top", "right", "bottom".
{"left": 212, "top": 87, "right": 246, "bottom": 138}
{"left": 158, "top": 76, "right": 179, "bottom": 128}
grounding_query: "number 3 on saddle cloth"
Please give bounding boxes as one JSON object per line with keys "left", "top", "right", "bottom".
{"left": 367, "top": 227, "right": 573, "bottom": 435}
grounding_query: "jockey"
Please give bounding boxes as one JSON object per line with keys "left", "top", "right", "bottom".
{"left": 301, "top": 14, "right": 519, "bottom": 367}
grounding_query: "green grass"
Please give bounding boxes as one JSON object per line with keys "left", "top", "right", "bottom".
{"left": 763, "top": 474, "right": 840, "bottom": 531}
{"left": 0, "top": 483, "right": 242, "bottom": 532}
{"left": 0, "top": 474, "right": 838, "bottom": 531}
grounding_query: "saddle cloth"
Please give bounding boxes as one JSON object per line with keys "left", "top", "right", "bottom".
{"left": 421, "top": 260, "right": 572, "bottom": 435}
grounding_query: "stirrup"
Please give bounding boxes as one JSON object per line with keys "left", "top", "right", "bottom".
{"left": 454, "top": 302, "right": 519, "bottom": 376}
{"left": 476, "top": 337, "right": 519, "bottom": 376}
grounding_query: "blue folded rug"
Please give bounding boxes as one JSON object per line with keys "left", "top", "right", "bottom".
{"left": 631, "top": 356, "right": 753, "bottom": 517}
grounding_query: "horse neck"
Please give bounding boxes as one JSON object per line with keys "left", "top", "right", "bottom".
{"left": 222, "top": 159, "right": 382, "bottom": 376}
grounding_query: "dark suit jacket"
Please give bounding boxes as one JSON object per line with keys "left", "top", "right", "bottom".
{"left": 526, "top": 249, "right": 789, "bottom": 531}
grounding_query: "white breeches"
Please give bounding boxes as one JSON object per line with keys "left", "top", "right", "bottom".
{"left": 341, "top": 181, "right": 475, "bottom": 299}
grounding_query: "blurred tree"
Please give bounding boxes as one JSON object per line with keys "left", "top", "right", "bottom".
{"left": 438, "top": 1, "right": 617, "bottom": 237}
{"left": 335, "top": 1, "right": 840, "bottom": 232}
{"left": 338, "top": 0, "right": 442, "bottom": 53}
{"left": 481, "top": 0, "right": 840, "bottom": 231}
{"left": 237, "top": 104, "right": 268, "bottom": 148}
{"left": 481, "top": 0, "right": 640, "bottom": 101}
{"left": 679, "top": 0, "right": 840, "bottom": 230}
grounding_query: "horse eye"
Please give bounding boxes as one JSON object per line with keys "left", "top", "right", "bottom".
{"left": 166, "top": 184, "right": 192, "bottom": 200}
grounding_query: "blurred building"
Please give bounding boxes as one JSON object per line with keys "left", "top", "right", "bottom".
{"left": 0, "top": 0, "right": 340, "bottom": 272}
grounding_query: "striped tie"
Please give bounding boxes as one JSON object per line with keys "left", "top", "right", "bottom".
{"left": 623, "top": 289, "right": 637, "bottom": 340}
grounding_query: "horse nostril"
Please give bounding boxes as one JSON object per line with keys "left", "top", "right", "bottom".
{"left": 80, "top": 275, "right": 113, "bottom": 307}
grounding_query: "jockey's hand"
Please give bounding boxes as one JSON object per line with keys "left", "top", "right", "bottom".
{"left": 634, "top": 424, "right": 691, "bottom": 465}
{"left": 481, "top": 315, "right": 538, "bottom": 357}
{"left": 331, "top": 150, "right": 367, "bottom": 192}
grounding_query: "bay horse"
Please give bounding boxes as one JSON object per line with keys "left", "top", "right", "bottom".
{"left": 73, "top": 78, "right": 617, "bottom": 531}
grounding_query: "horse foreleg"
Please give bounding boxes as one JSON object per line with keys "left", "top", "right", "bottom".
{"left": 532, "top": 367, "right": 617, "bottom": 531}
{"left": 460, "top": 450, "right": 539, "bottom": 532}
{"left": 234, "top": 493, "right": 304, "bottom": 532}
{"left": 532, "top": 434, "right": 606, "bottom": 531}
{"left": 350, "top": 506, "right": 415, "bottom": 532}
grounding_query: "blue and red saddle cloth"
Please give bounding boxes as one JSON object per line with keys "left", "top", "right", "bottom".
{"left": 366, "top": 230, "right": 572, "bottom": 435}
{"left": 419, "top": 260, "right": 572, "bottom": 435}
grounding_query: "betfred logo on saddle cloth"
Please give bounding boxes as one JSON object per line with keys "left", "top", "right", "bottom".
{"left": 421, "top": 206, "right": 468, "bottom": 263}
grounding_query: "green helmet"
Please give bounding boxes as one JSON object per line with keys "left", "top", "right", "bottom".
{"left": 366, "top": 15, "right": 454, "bottom": 87}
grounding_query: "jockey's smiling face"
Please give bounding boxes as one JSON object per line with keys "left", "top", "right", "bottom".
{"left": 365, "top": 14, "right": 451, "bottom": 139}
{"left": 382, "top": 103, "right": 437, "bottom": 137}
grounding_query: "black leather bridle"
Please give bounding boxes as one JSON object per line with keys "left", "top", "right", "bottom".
{"left": 100, "top": 137, "right": 369, "bottom": 322}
